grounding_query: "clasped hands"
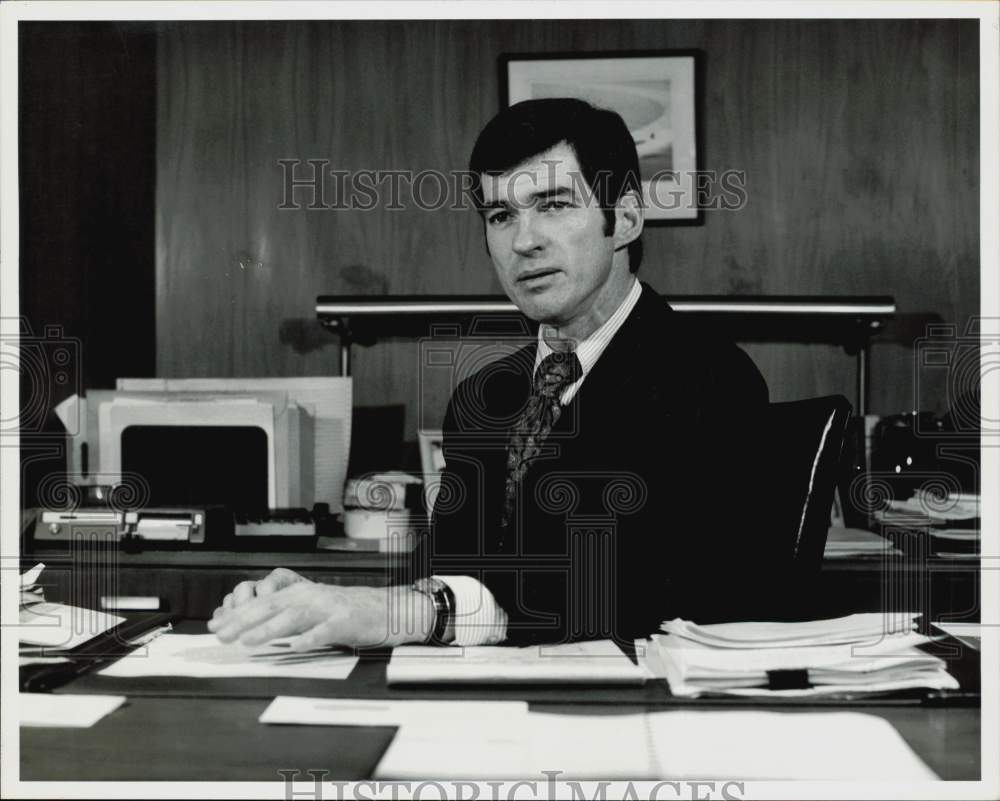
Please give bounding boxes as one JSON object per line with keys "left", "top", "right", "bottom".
{"left": 208, "top": 568, "right": 435, "bottom": 650}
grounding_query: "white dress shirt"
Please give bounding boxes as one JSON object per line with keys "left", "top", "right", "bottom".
{"left": 436, "top": 279, "right": 642, "bottom": 645}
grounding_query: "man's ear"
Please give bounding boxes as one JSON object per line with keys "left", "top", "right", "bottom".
{"left": 613, "top": 190, "right": 644, "bottom": 249}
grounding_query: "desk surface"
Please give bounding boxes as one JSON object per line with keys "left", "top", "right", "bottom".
{"left": 19, "top": 622, "right": 983, "bottom": 783}
{"left": 21, "top": 695, "right": 980, "bottom": 782}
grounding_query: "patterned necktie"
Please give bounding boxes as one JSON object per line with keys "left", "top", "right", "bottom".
{"left": 500, "top": 349, "right": 583, "bottom": 534}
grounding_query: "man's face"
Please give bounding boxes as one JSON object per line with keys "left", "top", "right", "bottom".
{"left": 479, "top": 143, "right": 627, "bottom": 332}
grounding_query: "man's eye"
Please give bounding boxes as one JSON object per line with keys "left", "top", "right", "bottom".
{"left": 539, "top": 200, "right": 571, "bottom": 212}
{"left": 486, "top": 210, "right": 510, "bottom": 225}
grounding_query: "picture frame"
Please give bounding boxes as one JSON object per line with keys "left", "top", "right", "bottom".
{"left": 501, "top": 50, "right": 702, "bottom": 223}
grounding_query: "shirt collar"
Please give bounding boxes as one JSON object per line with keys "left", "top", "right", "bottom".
{"left": 534, "top": 278, "right": 642, "bottom": 379}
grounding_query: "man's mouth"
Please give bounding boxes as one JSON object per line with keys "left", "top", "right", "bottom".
{"left": 516, "top": 268, "right": 560, "bottom": 285}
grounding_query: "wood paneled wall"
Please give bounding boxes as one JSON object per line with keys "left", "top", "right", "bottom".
{"left": 19, "top": 23, "right": 157, "bottom": 505}
{"left": 155, "top": 20, "right": 979, "bottom": 447}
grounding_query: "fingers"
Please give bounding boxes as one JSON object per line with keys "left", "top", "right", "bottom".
{"left": 256, "top": 568, "right": 305, "bottom": 597}
{"left": 214, "top": 569, "right": 307, "bottom": 621}
{"left": 288, "top": 622, "right": 340, "bottom": 653}
{"left": 208, "top": 594, "right": 286, "bottom": 643}
{"left": 232, "top": 580, "right": 258, "bottom": 606}
{"left": 236, "top": 607, "right": 310, "bottom": 647}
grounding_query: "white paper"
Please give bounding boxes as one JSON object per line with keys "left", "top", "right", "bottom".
{"left": 658, "top": 631, "right": 939, "bottom": 674}
{"left": 887, "top": 494, "right": 979, "bottom": 520}
{"left": 931, "top": 528, "right": 981, "bottom": 541}
{"left": 97, "top": 633, "right": 358, "bottom": 679}
{"left": 661, "top": 612, "right": 920, "bottom": 649}
{"left": 20, "top": 693, "right": 126, "bottom": 728}
{"left": 18, "top": 602, "right": 125, "bottom": 650}
{"left": 387, "top": 639, "right": 647, "bottom": 684}
{"left": 933, "top": 621, "right": 991, "bottom": 650}
{"left": 824, "top": 526, "right": 900, "bottom": 557}
{"left": 260, "top": 696, "right": 528, "bottom": 727}
{"left": 374, "top": 716, "right": 533, "bottom": 779}
{"left": 649, "top": 634, "right": 958, "bottom": 699}
{"left": 20, "top": 562, "right": 45, "bottom": 588}
{"left": 376, "top": 709, "right": 936, "bottom": 780}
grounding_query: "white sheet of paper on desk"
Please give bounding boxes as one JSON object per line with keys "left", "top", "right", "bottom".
{"left": 887, "top": 495, "right": 979, "bottom": 520}
{"left": 376, "top": 711, "right": 655, "bottom": 780}
{"left": 97, "top": 633, "right": 359, "bottom": 679}
{"left": 260, "top": 696, "right": 528, "bottom": 727}
{"left": 931, "top": 528, "right": 981, "bottom": 541}
{"left": 18, "top": 602, "right": 125, "bottom": 650}
{"left": 650, "top": 710, "right": 937, "bottom": 779}
{"left": 387, "top": 639, "right": 647, "bottom": 684}
{"left": 20, "top": 562, "right": 46, "bottom": 588}
{"left": 376, "top": 709, "right": 936, "bottom": 780}
{"left": 824, "top": 526, "right": 900, "bottom": 556}
{"left": 20, "top": 693, "right": 126, "bottom": 728}
{"left": 374, "top": 715, "right": 534, "bottom": 779}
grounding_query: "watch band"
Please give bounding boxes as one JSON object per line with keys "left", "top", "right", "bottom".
{"left": 411, "top": 577, "right": 455, "bottom": 645}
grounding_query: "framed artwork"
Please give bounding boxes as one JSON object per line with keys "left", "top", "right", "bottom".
{"left": 501, "top": 50, "right": 701, "bottom": 223}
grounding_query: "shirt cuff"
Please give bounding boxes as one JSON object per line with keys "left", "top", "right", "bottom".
{"left": 434, "top": 575, "right": 508, "bottom": 646}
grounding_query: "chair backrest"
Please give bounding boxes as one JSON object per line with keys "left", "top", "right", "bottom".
{"left": 760, "top": 395, "right": 852, "bottom": 571}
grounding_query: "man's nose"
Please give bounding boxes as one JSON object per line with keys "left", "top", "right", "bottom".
{"left": 511, "top": 211, "right": 544, "bottom": 255}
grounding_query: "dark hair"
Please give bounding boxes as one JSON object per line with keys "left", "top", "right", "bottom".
{"left": 468, "top": 98, "right": 644, "bottom": 272}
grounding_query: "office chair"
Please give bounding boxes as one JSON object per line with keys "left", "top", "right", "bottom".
{"left": 689, "top": 394, "right": 852, "bottom": 622}
{"left": 760, "top": 395, "right": 853, "bottom": 572}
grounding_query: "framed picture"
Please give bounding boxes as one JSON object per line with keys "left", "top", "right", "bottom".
{"left": 501, "top": 50, "right": 701, "bottom": 223}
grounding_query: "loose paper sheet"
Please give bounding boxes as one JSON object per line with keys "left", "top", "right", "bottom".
{"left": 375, "top": 709, "right": 937, "bottom": 780}
{"left": 18, "top": 602, "right": 125, "bottom": 650}
{"left": 20, "top": 693, "right": 126, "bottom": 728}
{"left": 98, "top": 633, "right": 358, "bottom": 680}
{"left": 260, "top": 696, "right": 528, "bottom": 727}
{"left": 387, "top": 639, "right": 647, "bottom": 684}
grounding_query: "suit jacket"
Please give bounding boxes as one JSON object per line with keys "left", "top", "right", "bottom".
{"left": 430, "top": 282, "right": 770, "bottom": 645}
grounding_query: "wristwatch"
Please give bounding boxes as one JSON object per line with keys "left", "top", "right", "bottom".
{"left": 411, "top": 577, "right": 455, "bottom": 645}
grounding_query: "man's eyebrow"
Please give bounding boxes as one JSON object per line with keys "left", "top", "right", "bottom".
{"left": 481, "top": 186, "right": 576, "bottom": 210}
{"left": 531, "top": 186, "right": 575, "bottom": 201}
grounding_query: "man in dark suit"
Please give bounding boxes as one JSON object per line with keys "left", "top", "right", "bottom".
{"left": 209, "top": 98, "right": 767, "bottom": 650}
{"left": 429, "top": 99, "right": 768, "bottom": 645}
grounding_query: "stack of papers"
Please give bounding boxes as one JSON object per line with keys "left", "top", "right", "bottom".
{"left": 875, "top": 491, "right": 980, "bottom": 524}
{"left": 644, "top": 613, "right": 958, "bottom": 698}
{"left": 18, "top": 563, "right": 125, "bottom": 653}
{"left": 387, "top": 639, "right": 647, "bottom": 685}
{"left": 20, "top": 562, "right": 46, "bottom": 606}
{"left": 823, "top": 526, "right": 901, "bottom": 558}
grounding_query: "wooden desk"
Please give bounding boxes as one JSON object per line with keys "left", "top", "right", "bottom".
{"left": 20, "top": 694, "right": 980, "bottom": 782}
{"left": 25, "top": 539, "right": 980, "bottom": 622}
{"left": 20, "top": 619, "right": 982, "bottom": 782}
{"left": 25, "top": 545, "right": 418, "bottom": 619}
